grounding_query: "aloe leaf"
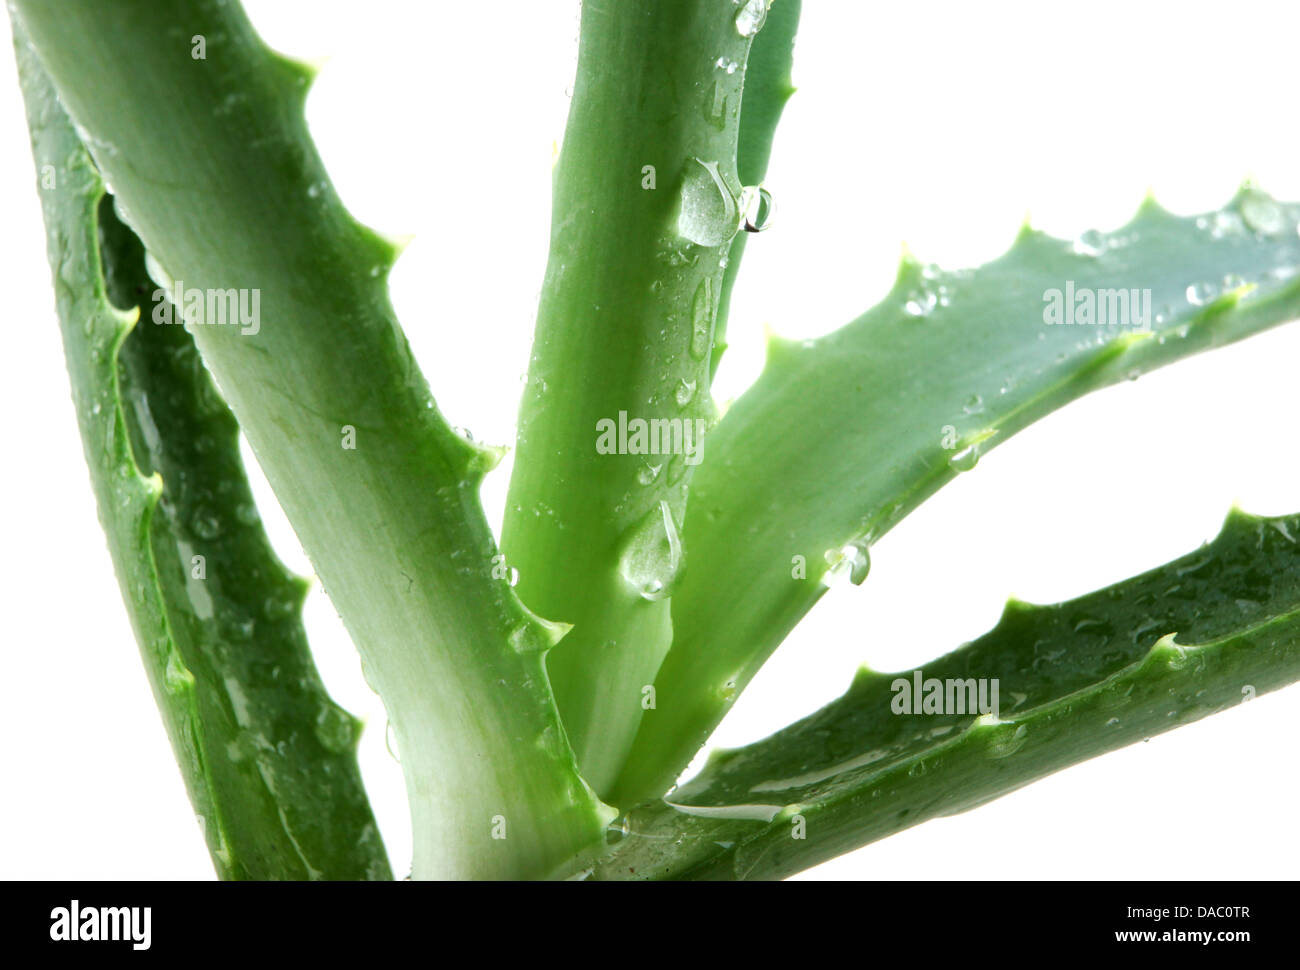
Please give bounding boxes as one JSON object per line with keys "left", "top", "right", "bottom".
{"left": 612, "top": 190, "right": 1300, "bottom": 806}
{"left": 502, "top": 0, "right": 798, "bottom": 795}
{"left": 581, "top": 508, "right": 1300, "bottom": 879}
{"left": 12, "top": 0, "right": 611, "bottom": 878}
{"left": 13, "top": 39, "right": 388, "bottom": 879}
{"left": 713, "top": 0, "right": 800, "bottom": 378}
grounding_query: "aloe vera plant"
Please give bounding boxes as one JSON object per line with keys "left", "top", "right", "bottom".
{"left": 8, "top": 0, "right": 1300, "bottom": 880}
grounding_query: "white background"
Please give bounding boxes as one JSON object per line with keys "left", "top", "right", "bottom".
{"left": 2, "top": 0, "right": 1299, "bottom": 879}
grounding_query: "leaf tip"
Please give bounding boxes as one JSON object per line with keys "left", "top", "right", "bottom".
{"left": 762, "top": 321, "right": 807, "bottom": 364}
{"left": 1016, "top": 209, "right": 1034, "bottom": 240}
{"left": 1136, "top": 187, "right": 1165, "bottom": 217}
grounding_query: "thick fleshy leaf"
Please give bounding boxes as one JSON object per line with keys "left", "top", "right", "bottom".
{"left": 584, "top": 509, "right": 1300, "bottom": 879}
{"left": 613, "top": 189, "right": 1300, "bottom": 805}
{"left": 14, "top": 37, "right": 389, "bottom": 879}
{"left": 13, "top": 0, "right": 610, "bottom": 878}
{"left": 503, "top": 0, "right": 802, "bottom": 795}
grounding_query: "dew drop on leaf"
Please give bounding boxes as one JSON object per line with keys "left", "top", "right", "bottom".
{"left": 738, "top": 185, "right": 774, "bottom": 233}
{"left": 1072, "top": 228, "right": 1105, "bottom": 257}
{"left": 1240, "top": 191, "right": 1287, "bottom": 236}
{"left": 617, "top": 500, "right": 685, "bottom": 601}
{"left": 314, "top": 704, "right": 356, "bottom": 753}
{"left": 163, "top": 652, "right": 193, "bottom": 694}
{"left": 385, "top": 721, "right": 401, "bottom": 763}
{"left": 821, "top": 542, "right": 870, "bottom": 587}
{"left": 190, "top": 506, "right": 222, "bottom": 540}
{"left": 689, "top": 277, "right": 715, "bottom": 360}
{"left": 734, "top": 0, "right": 769, "bottom": 37}
{"left": 636, "top": 461, "right": 663, "bottom": 486}
{"left": 904, "top": 286, "right": 937, "bottom": 317}
{"left": 948, "top": 444, "right": 979, "bottom": 472}
{"left": 676, "top": 158, "right": 738, "bottom": 248}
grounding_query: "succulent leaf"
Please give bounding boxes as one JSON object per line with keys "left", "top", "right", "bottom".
{"left": 503, "top": 0, "right": 801, "bottom": 795}
{"left": 587, "top": 509, "right": 1300, "bottom": 879}
{"left": 12, "top": 0, "right": 610, "bottom": 878}
{"left": 614, "top": 188, "right": 1300, "bottom": 806}
{"left": 14, "top": 38, "right": 389, "bottom": 879}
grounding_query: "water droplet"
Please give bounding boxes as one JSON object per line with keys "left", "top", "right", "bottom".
{"left": 1106, "top": 717, "right": 1120, "bottom": 727}
{"left": 737, "top": 185, "right": 774, "bottom": 232}
{"left": 962, "top": 394, "right": 983, "bottom": 415}
{"left": 262, "top": 594, "right": 296, "bottom": 622}
{"left": 223, "top": 616, "right": 256, "bottom": 642}
{"left": 508, "top": 566, "right": 520, "bottom": 587}
{"left": 1072, "top": 228, "right": 1105, "bottom": 257}
{"left": 315, "top": 705, "right": 356, "bottom": 753}
{"left": 606, "top": 815, "right": 632, "bottom": 845}
{"left": 988, "top": 723, "right": 1028, "bottom": 759}
{"left": 617, "top": 500, "right": 685, "bottom": 601}
{"left": 948, "top": 444, "right": 980, "bottom": 472}
{"left": 675, "top": 378, "right": 697, "bottom": 407}
{"left": 707, "top": 79, "right": 729, "bottom": 128}
{"left": 509, "top": 624, "right": 546, "bottom": 654}
{"left": 690, "top": 277, "right": 715, "bottom": 359}
{"left": 1241, "top": 192, "right": 1287, "bottom": 236}
{"left": 163, "top": 652, "right": 193, "bottom": 694}
{"left": 1186, "top": 281, "right": 1218, "bottom": 306}
{"left": 1209, "top": 210, "right": 1245, "bottom": 238}
{"left": 843, "top": 542, "right": 871, "bottom": 585}
{"left": 821, "top": 542, "right": 870, "bottom": 587}
{"left": 190, "top": 507, "right": 222, "bottom": 540}
{"left": 904, "top": 286, "right": 938, "bottom": 317}
{"left": 715, "top": 56, "right": 739, "bottom": 74}
{"left": 637, "top": 461, "right": 663, "bottom": 486}
{"left": 734, "top": 0, "right": 768, "bottom": 37}
{"left": 676, "top": 158, "right": 738, "bottom": 248}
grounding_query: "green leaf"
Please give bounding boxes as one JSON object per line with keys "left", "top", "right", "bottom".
{"left": 502, "top": 0, "right": 798, "bottom": 794}
{"left": 14, "top": 37, "right": 388, "bottom": 879}
{"left": 13, "top": 0, "right": 611, "bottom": 878}
{"left": 582, "top": 508, "right": 1300, "bottom": 879}
{"left": 714, "top": 0, "right": 801, "bottom": 378}
{"left": 612, "top": 189, "right": 1300, "bottom": 806}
